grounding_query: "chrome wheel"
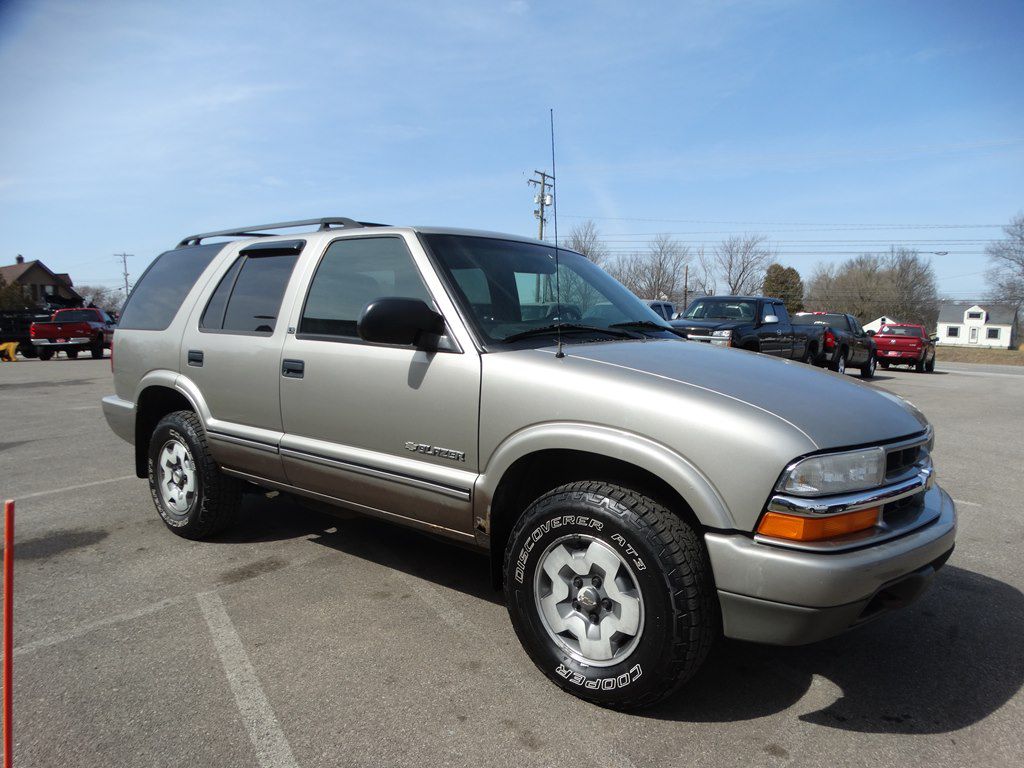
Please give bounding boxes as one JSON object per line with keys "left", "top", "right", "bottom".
{"left": 158, "top": 439, "right": 197, "bottom": 515}
{"left": 534, "top": 535, "right": 644, "bottom": 667}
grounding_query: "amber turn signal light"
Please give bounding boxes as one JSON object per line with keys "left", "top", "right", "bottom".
{"left": 757, "top": 507, "right": 880, "bottom": 542}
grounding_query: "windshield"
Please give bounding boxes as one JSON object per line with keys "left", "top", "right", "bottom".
{"left": 879, "top": 325, "right": 923, "bottom": 337}
{"left": 682, "top": 299, "right": 756, "bottom": 321}
{"left": 421, "top": 234, "right": 671, "bottom": 345}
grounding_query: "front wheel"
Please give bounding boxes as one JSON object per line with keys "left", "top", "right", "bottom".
{"left": 148, "top": 410, "right": 241, "bottom": 539}
{"left": 38, "top": 349, "right": 53, "bottom": 361}
{"left": 860, "top": 353, "right": 877, "bottom": 379}
{"left": 504, "top": 481, "right": 717, "bottom": 710}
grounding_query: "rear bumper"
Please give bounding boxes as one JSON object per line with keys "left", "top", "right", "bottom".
{"left": 102, "top": 394, "right": 135, "bottom": 444}
{"left": 32, "top": 337, "right": 92, "bottom": 347}
{"left": 705, "top": 485, "right": 956, "bottom": 645}
{"left": 878, "top": 349, "right": 924, "bottom": 362}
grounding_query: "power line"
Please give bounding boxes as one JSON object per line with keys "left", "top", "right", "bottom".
{"left": 559, "top": 214, "right": 1006, "bottom": 229}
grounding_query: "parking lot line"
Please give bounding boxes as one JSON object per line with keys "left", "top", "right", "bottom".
{"left": 197, "top": 590, "right": 299, "bottom": 768}
{"left": 14, "top": 595, "right": 189, "bottom": 657}
{"left": 12, "top": 475, "right": 137, "bottom": 501}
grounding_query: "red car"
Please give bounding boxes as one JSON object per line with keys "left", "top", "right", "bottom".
{"left": 870, "top": 323, "right": 936, "bottom": 372}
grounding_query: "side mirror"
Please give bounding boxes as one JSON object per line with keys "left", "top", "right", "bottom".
{"left": 358, "top": 297, "right": 445, "bottom": 348}
{"left": 762, "top": 314, "right": 779, "bottom": 325}
{"left": 866, "top": 329, "right": 875, "bottom": 336}
{"left": 931, "top": 336, "right": 939, "bottom": 343}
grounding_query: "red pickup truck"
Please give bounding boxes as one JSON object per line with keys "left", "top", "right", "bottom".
{"left": 870, "top": 323, "right": 936, "bottom": 372}
{"left": 30, "top": 307, "right": 116, "bottom": 360}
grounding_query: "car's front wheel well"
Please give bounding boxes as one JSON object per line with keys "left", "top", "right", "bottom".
{"left": 134, "top": 386, "right": 195, "bottom": 478}
{"left": 487, "top": 449, "right": 703, "bottom": 589}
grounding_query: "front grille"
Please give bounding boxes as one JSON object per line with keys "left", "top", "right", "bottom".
{"left": 886, "top": 445, "right": 921, "bottom": 478}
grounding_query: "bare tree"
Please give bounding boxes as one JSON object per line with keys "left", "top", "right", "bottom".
{"left": 76, "top": 284, "right": 122, "bottom": 313}
{"left": 986, "top": 212, "right": 1024, "bottom": 313}
{"left": 564, "top": 220, "right": 609, "bottom": 266}
{"left": 610, "top": 234, "right": 690, "bottom": 304}
{"left": 804, "top": 249, "right": 939, "bottom": 327}
{"left": 713, "top": 234, "right": 772, "bottom": 294}
{"left": 690, "top": 246, "right": 717, "bottom": 297}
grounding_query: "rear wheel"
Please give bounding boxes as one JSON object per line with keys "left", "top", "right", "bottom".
{"left": 504, "top": 480, "right": 717, "bottom": 710}
{"left": 915, "top": 358, "right": 925, "bottom": 373}
{"left": 830, "top": 349, "right": 847, "bottom": 375}
{"left": 38, "top": 349, "right": 53, "bottom": 361}
{"left": 925, "top": 356, "right": 935, "bottom": 372}
{"left": 860, "top": 353, "right": 877, "bottom": 379}
{"left": 90, "top": 336, "right": 104, "bottom": 359}
{"left": 148, "top": 410, "right": 241, "bottom": 539}
{"left": 879, "top": 360, "right": 890, "bottom": 369}
{"left": 19, "top": 344, "right": 37, "bottom": 359}
{"left": 66, "top": 348, "right": 79, "bottom": 359}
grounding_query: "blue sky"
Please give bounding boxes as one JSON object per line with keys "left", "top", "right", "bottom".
{"left": 0, "top": 0, "right": 1021, "bottom": 299}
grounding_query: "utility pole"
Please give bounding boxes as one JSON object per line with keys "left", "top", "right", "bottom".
{"left": 114, "top": 253, "right": 134, "bottom": 298}
{"left": 683, "top": 264, "right": 689, "bottom": 315}
{"left": 527, "top": 170, "right": 554, "bottom": 241}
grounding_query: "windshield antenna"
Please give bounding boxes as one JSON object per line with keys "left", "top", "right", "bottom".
{"left": 549, "top": 108, "right": 565, "bottom": 359}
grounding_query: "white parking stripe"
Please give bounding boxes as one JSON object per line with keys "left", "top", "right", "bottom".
{"left": 197, "top": 591, "right": 299, "bottom": 768}
{"left": 11, "top": 474, "right": 137, "bottom": 501}
{"left": 952, "top": 498, "right": 981, "bottom": 507}
{"left": 14, "top": 595, "right": 189, "bottom": 657}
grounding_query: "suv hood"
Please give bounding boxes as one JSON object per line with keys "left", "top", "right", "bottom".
{"left": 544, "top": 339, "right": 926, "bottom": 449}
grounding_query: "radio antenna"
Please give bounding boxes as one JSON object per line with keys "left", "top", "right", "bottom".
{"left": 550, "top": 108, "right": 565, "bottom": 359}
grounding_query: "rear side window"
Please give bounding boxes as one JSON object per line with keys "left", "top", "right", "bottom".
{"left": 118, "top": 244, "right": 224, "bottom": 331}
{"left": 201, "top": 253, "right": 298, "bottom": 335}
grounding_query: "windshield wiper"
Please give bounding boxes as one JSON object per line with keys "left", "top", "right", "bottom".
{"left": 501, "top": 323, "right": 637, "bottom": 343}
{"left": 609, "top": 320, "right": 672, "bottom": 332}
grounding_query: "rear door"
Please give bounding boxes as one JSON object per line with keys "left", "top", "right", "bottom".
{"left": 278, "top": 233, "right": 480, "bottom": 536}
{"left": 179, "top": 240, "right": 304, "bottom": 482}
{"left": 846, "top": 315, "right": 870, "bottom": 365}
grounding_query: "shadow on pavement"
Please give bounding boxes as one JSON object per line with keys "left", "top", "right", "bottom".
{"left": 220, "top": 495, "right": 1022, "bottom": 733}
{"left": 647, "top": 565, "right": 1023, "bottom": 733}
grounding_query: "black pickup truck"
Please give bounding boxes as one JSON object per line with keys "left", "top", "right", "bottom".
{"left": 670, "top": 295, "right": 825, "bottom": 363}
{"left": 792, "top": 311, "right": 877, "bottom": 378}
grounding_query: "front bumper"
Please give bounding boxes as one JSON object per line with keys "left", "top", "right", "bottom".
{"left": 706, "top": 484, "right": 956, "bottom": 645}
{"left": 102, "top": 394, "right": 135, "bottom": 444}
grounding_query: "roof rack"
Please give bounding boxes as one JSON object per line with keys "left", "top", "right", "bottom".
{"left": 176, "top": 217, "right": 387, "bottom": 247}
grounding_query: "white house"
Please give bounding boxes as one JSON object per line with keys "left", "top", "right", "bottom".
{"left": 936, "top": 302, "right": 1017, "bottom": 349}
{"left": 863, "top": 315, "right": 901, "bottom": 333}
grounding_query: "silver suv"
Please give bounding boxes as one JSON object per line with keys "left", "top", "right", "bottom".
{"left": 103, "top": 217, "right": 956, "bottom": 709}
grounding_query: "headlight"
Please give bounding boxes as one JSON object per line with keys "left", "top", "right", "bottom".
{"left": 778, "top": 447, "right": 886, "bottom": 496}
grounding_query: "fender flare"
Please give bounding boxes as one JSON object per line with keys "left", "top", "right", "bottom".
{"left": 474, "top": 421, "right": 735, "bottom": 532}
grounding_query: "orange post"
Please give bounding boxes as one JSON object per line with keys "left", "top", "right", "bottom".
{"left": 2, "top": 499, "right": 11, "bottom": 768}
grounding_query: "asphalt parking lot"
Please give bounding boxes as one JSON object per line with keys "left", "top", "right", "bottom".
{"left": 1, "top": 356, "right": 1022, "bottom": 768}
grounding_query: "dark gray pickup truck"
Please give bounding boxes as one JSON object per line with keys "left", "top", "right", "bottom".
{"left": 671, "top": 295, "right": 825, "bottom": 362}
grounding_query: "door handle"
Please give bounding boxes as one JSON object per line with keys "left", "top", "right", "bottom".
{"left": 187, "top": 349, "right": 204, "bottom": 367}
{"left": 282, "top": 359, "right": 305, "bottom": 378}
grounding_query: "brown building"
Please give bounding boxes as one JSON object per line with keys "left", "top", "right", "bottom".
{"left": 0, "top": 255, "right": 83, "bottom": 308}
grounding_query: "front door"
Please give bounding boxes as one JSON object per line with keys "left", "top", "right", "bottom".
{"left": 969, "top": 327, "right": 979, "bottom": 344}
{"left": 278, "top": 234, "right": 480, "bottom": 535}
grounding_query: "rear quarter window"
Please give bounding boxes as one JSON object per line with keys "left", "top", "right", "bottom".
{"left": 118, "top": 244, "right": 225, "bottom": 331}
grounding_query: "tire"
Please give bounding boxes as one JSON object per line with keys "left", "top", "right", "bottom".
{"left": 19, "top": 344, "right": 37, "bottom": 359}
{"left": 66, "top": 348, "right": 79, "bottom": 359}
{"left": 879, "top": 360, "right": 889, "bottom": 369}
{"left": 925, "top": 356, "right": 935, "bottom": 373}
{"left": 503, "top": 481, "right": 717, "bottom": 710}
{"left": 860, "top": 353, "right": 877, "bottom": 379}
{"left": 800, "top": 343, "right": 817, "bottom": 364}
{"left": 90, "top": 337, "right": 104, "bottom": 359}
{"left": 147, "top": 410, "right": 241, "bottom": 540}
{"left": 38, "top": 349, "right": 53, "bottom": 361}
{"left": 915, "top": 359, "right": 925, "bottom": 373}
{"left": 830, "top": 348, "right": 847, "bottom": 375}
